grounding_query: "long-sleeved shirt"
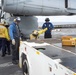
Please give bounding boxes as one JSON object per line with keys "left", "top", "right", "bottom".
{"left": 9, "top": 22, "right": 20, "bottom": 40}
{"left": 42, "top": 22, "right": 54, "bottom": 33}
{"left": 0, "top": 24, "right": 10, "bottom": 40}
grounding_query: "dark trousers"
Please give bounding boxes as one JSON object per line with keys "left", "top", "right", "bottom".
{"left": 0, "top": 38, "right": 6, "bottom": 55}
{"left": 0, "top": 39, "right": 2, "bottom": 50}
{"left": 5, "top": 40, "right": 10, "bottom": 54}
{"left": 44, "top": 33, "right": 52, "bottom": 38}
{"left": 11, "top": 38, "right": 20, "bottom": 61}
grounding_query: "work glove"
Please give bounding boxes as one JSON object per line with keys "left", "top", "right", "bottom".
{"left": 12, "top": 39, "right": 15, "bottom": 45}
{"left": 20, "top": 37, "right": 22, "bottom": 41}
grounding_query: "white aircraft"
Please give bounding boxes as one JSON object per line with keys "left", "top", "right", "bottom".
{"left": 2, "top": 0, "right": 76, "bottom": 15}
{"left": 1, "top": 0, "right": 76, "bottom": 38}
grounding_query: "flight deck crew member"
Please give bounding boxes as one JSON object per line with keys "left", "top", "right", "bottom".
{"left": 4, "top": 22, "right": 11, "bottom": 55}
{"left": 0, "top": 39, "right": 2, "bottom": 51}
{"left": 0, "top": 22, "right": 10, "bottom": 57}
{"left": 9, "top": 17, "right": 21, "bottom": 64}
{"left": 42, "top": 18, "right": 54, "bottom": 38}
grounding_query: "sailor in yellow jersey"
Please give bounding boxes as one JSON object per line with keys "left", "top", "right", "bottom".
{"left": 30, "top": 28, "right": 47, "bottom": 40}
{"left": 4, "top": 22, "right": 11, "bottom": 55}
{"left": 0, "top": 21, "right": 10, "bottom": 57}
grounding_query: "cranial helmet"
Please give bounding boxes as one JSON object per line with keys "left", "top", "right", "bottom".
{"left": 5, "top": 21, "right": 9, "bottom": 25}
{"left": 45, "top": 18, "right": 50, "bottom": 21}
{"left": 14, "top": 17, "right": 21, "bottom": 22}
{"left": 32, "top": 30, "right": 39, "bottom": 36}
{"left": 1, "top": 19, "right": 6, "bottom": 24}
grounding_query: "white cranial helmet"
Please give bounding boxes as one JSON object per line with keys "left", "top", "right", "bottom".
{"left": 5, "top": 21, "right": 9, "bottom": 25}
{"left": 16, "top": 17, "right": 21, "bottom": 21}
{"left": 1, "top": 19, "right": 6, "bottom": 24}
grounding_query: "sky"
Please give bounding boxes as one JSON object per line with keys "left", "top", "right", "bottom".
{"left": 0, "top": 0, "right": 1, "bottom": 4}
{"left": 36, "top": 16, "right": 76, "bottom": 22}
{"left": 36, "top": 16, "right": 76, "bottom": 26}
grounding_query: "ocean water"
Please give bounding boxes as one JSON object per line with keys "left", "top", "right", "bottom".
{"left": 38, "top": 22, "right": 76, "bottom": 27}
{"left": 39, "top": 28, "right": 76, "bottom": 39}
